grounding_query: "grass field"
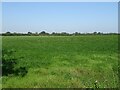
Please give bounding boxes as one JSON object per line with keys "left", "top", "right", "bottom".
{"left": 2, "top": 35, "right": 119, "bottom": 88}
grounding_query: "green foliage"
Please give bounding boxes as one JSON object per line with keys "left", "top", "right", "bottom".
{"left": 2, "top": 49, "right": 28, "bottom": 77}
{"left": 1, "top": 31, "right": 119, "bottom": 36}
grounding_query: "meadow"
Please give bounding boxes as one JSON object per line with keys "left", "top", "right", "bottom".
{"left": 2, "top": 35, "right": 119, "bottom": 88}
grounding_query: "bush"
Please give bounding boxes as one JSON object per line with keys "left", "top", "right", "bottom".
{"left": 2, "top": 49, "right": 28, "bottom": 77}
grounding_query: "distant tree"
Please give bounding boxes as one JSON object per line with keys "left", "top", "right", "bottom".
{"left": 40, "top": 31, "right": 46, "bottom": 34}
{"left": 32, "top": 32, "right": 39, "bottom": 36}
{"left": 40, "top": 31, "right": 49, "bottom": 35}
{"left": 51, "top": 32, "right": 61, "bottom": 36}
{"left": 97, "top": 32, "right": 100, "bottom": 34}
{"left": 28, "top": 32, "right": 32, "bottom": 35}
{"left": 60, "top": 32, "right": 68, "bottom": 36}
{"left": 98, "top": 32, "right": 103, "bottom": 35}
{"left": 52, "top": 32, "right": 56, "bottom": 35}
{"left": 93, "top": 32, "right": 97, "bottom": 35}
{"left": 4, "top": 32, "right": 12, "bottom": 36}
{"left": 13, "top": 32, "right": 20, "bottom": 36}
{"left": 6, "top": 32, "right": 11, "bottom": 34}
{"left": 74, "top": 32, "right": 81, "bottom": 35}
{"left": 35, "top": 32, "right": 38, "bottom": 35}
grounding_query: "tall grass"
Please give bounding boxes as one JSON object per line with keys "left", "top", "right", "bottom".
{"left": 2, "top": 35, "right": 119, "bottom": 88}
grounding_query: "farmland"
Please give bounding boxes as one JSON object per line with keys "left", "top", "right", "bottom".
{"left": 2, "top": 35, "right": 119, "bottom": 88}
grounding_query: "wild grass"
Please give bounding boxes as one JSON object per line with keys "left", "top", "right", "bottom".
{"left": 0, "top": 36, "right": 2, "bottom": 89}
{"left": 2, "top": 35, "right": 119, "bottom": 88}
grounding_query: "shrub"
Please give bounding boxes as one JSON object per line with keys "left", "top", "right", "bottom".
{"left": 2, "top": 49, "right": 28, "bottom": 77}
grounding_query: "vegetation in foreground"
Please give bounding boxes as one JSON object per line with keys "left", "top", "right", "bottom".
{"left": 2, "top": 35, "right": 119, "bottom": 88}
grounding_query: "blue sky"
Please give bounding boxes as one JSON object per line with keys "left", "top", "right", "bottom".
{"left": 2, "top": 2, "right": 118, "bottom": 33}
{"left": 0, "top": 2, "right": 2, "bottom": 33}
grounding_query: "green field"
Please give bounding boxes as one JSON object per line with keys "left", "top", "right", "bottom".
{"left": 2, "top": 35, "right": 119, "bottom": 88}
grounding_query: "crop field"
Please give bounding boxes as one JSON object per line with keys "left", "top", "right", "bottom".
{"left": 2, "top": 35, "right": 119, "bottom": 88}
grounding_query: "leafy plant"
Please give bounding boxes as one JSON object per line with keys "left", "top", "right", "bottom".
{"left": 2, "top": 49, "right": 28, "bottom": 77}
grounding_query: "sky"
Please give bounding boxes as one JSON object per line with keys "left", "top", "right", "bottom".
{"left": 1, "top": 0, "right": 120, "bottom": 2}
{"left": 0, "top": 2, "right": 2, "bottom": 33}
{"left": 2, "top": 2, "right": 118, "bottom": 33}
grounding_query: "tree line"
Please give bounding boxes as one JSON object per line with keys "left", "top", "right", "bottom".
{"left": 0, "top": 31, "right": 119, "bottom": 36}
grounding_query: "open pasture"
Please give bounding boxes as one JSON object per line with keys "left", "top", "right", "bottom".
{"left": 2, "top": 35, "right": 119, "bottom": 88}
